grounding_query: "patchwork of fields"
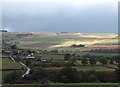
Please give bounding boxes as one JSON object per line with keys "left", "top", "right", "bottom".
{"left": 1, "top": 32, "right": 119, "bottom": 87}
{"left": 2, "top": 58, "right": 22, "bottom": 70}
{"left": 2, "top": 32, "right": 118, "bottom": 50}
{"left": 2, "top": 57, "right": 22, "bottom": 80}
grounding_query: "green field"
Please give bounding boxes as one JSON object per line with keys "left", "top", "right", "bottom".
{"left": 75, "top": 66, "right": 115, "bottom": 71}
{"left": 2, "top": 83, "right": 120, "bottom": 87}
{"left": 40, "top": 54, "right": 64, "bottom": 59}
{"left": 2, "top": 58, "right": 23, "bottom": 80}
{"left": 2, "top": 58, "right": 22, "bottom": 70}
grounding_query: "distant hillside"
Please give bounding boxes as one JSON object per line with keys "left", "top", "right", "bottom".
{"left": 2, "top": 32, "right": 119, "bottom": 50}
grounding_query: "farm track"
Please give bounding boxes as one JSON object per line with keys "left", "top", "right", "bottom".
{"left": 19, "top": 62, "right": 30, "bottom": 78}
{"left": 9, "top": 56, "right": 30, "bottom": 78}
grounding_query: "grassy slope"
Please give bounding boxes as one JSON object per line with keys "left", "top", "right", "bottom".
{"left": 2, "top": 58, "right": 22, "bottom": 70}
{"left": 2, "top": 32, "right": 118, "bottom": 50}
{"left": 40, "top": 54, "right": 64, "bottom": 59}
{"left": 16, "top": 33, "right": 118, "bottom": 49}
{"left": 2, "top": 58, "right": 22, "bottom": 81}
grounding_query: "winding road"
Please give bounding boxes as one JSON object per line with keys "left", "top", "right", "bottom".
{"left": 19, "top": 62, "right": 30, "bottom": 77}
{"left": 9, "top": 56, "right": 16, "bottom": 62}
{"left": 9, "top": 56, "right": 30, "bottom": 78}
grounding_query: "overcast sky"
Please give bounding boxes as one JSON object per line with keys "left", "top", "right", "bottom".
{"left": 2, "top": 0, "right": 119, "bottom": 33}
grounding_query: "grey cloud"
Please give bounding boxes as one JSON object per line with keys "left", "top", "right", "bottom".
{"left": 2, "top": 2, "right": 118, "bottom": 33}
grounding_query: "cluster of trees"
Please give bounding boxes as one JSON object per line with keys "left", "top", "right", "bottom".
{"left": 50, "top": 50, "right": 59, "bottom": 54}
{"left": 52, "top": 67, "right": 82, "bottom": 83}
{"left": 90, "top": 48, "right": 120, "bottom": 54}
{"left": 78, "top": 57, "right": 108, "bottom": 65}
{"left": 71, "top": 44, "right": 85, "bottom": 48}
{"left": 82, "top": 54, "right": 120, "bottom": 65}
{"left": 26, "top": 69, "right": 50, "bottom": 81}
{"left": 64, "top": 53, "right": 120, "bottom": 66}
{"left": 81, "top": 54, "right": 108, "bottom": 65}
{"left": 52, "top": 67, "right": 118, "bottom": 83}
{"left": 3, "top": 69, "right": 55, "bottom": 84}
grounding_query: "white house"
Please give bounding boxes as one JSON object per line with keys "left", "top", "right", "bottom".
{"left": 26, "top": 56, "right": 35, "bottom": 59}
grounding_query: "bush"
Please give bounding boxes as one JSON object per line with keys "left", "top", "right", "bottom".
{"left": 81, "top": 58, "right": 88, "bottom": 65}
{"left": 89, "top": 58, "right": 97, "bottom": 65}
{"left": 87, "top": 74, "right": 98, "bottom": 82}
{"left": 52, "top": 66, "right": 81, "bottom": 83}
{"left": 4, "top": 71, "right": 20, "bottom": 84}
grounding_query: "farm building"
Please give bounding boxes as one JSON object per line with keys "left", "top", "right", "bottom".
{"left": 26, "top": 56, "right": 35, "bottom": 59}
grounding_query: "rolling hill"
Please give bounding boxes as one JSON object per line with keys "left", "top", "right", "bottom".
{"left": 1, "top": 32, "right": 119, "bottom": 51}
